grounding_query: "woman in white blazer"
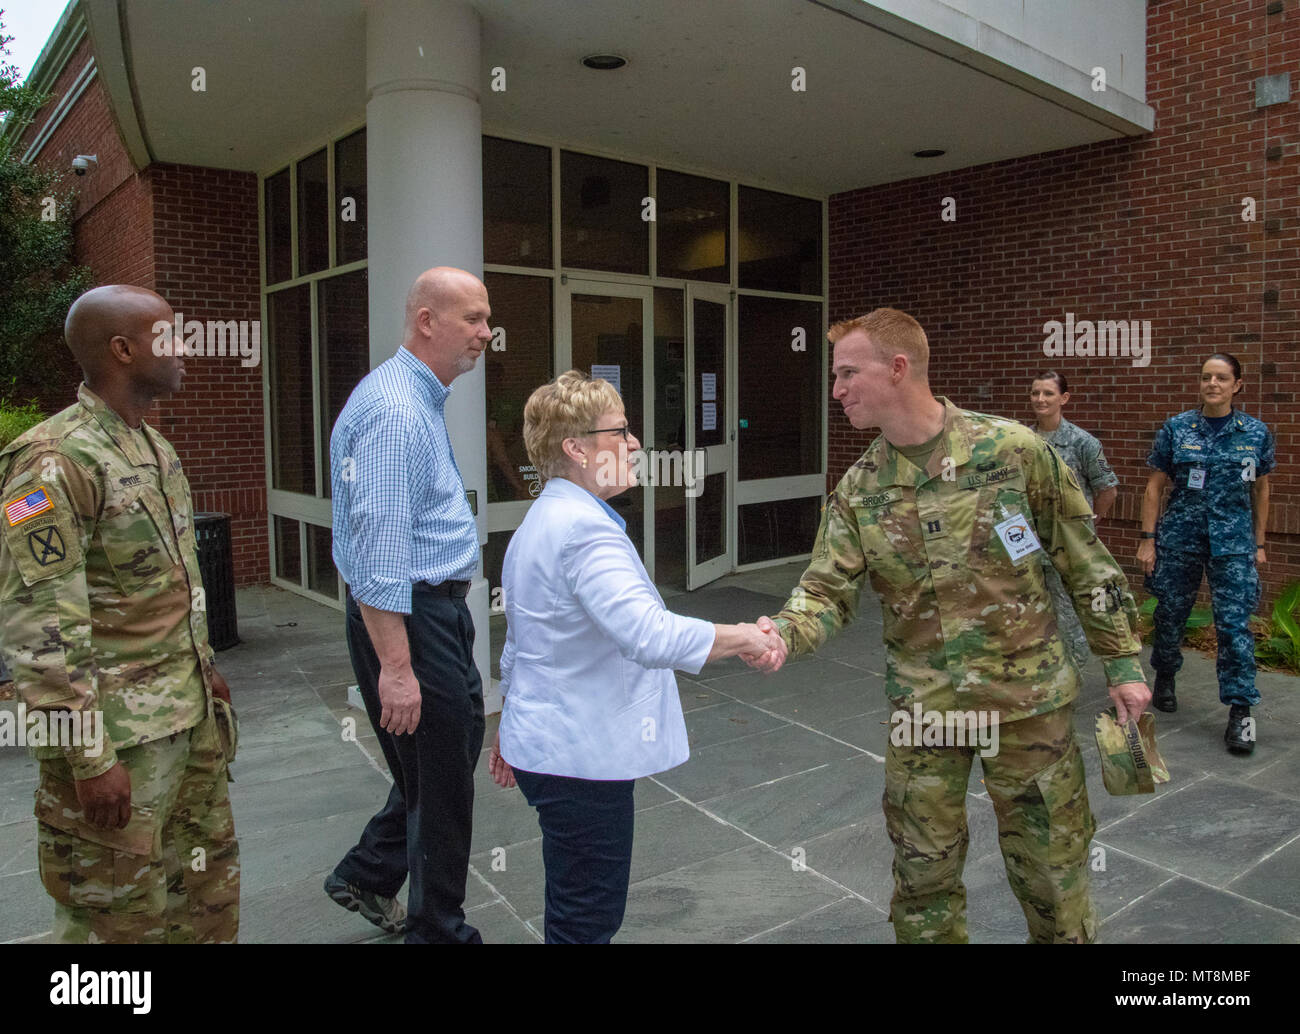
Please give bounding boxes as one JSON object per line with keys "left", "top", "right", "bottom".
{"left": 489, "top": 370, "right": 780, "bottom": 943}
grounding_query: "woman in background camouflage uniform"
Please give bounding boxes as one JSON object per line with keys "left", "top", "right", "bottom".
{"left": 1029, "top": 372, "right": 1119, "bottom": 671}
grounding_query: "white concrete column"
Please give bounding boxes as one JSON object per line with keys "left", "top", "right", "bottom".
{"left": 364, "top": 0, "right": 496, "bottom": 712}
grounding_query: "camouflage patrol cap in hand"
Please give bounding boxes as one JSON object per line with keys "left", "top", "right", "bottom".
{"left": 1094, "top": 708, "right": 1170, "bottom": 795}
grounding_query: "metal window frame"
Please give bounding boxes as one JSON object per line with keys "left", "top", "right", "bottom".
{"left": 261, "top": 118, "right": 367, "bottom": 611}
{"left": 262, "top": 125, "right": 830, "bottom": 601}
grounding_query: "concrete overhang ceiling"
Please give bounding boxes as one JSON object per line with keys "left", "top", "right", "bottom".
{"left": 96, "top": 0, "right": 1152, "bottom": 196}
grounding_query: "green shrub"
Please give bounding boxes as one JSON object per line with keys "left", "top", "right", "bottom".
{"left": 1255, "top": 581, "right": 1300, "bottom": 672}
{"left": 1136, "top": 595, "right": 1212, "bottom": 639}
{"left": 0, "top": 396, "right": 45, "bottom": 449}
{"left": 1140, "top": 583, "right": 1300, "bottom": 675}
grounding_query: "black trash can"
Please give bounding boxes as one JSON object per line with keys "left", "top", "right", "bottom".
{"left": 194, "top": 512, "right": 240, "bottom": 651}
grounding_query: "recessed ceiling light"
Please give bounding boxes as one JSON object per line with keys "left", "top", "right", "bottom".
{"left": 913, "top": 148, "right": 946, "bottom": 158}
{"left": 582, "top": 54, "right": 627, "bottom": 70}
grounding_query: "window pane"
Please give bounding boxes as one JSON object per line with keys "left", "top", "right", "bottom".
{"left": 265, "top": 168, "right": 291, "bottom": 285}
{"left": 653, "top": 288, "right": 684, "bottom": 589}
{"left": 484, "top": 272, "right": 552, "bottom": 503}
{"left": 484, "top": 137, "right": 551, "bottom": 268}
{"left": 275, "top": 515, "right": 301, "bottom": 583}
{"left": 738, "top": 296, "right": 822, "bottom": 481}
{"left": 695, "top": 472, "right": 726, "bottom": 568}
{"left": 561, "top": 151, "right": 648, "bottom": 275}
{"left": 297, "top": 148, "right": 329, "bottom": 276}
{"left": 319, "top": 270, "right": 370, "bottom": 499}
{"left": 657, "top": 169, "right": 728, "bottom": 282}
{"left": 569, "top": 292, "right": 645, "bottom": 557}
{"left": 653, "top": 288, "right": 685, "bottom": 452}
{"left": 738, "top": 186, "right": 822, "bottom": 294}
{"left": 738, "top": 497, "right": 821, "bottom": 565}
{"left": 693, "top": 297, "right": 726, "bottom": 449}
{"left": 307, "top": 523, "right": 338, "bottom": 598}
{"left": 268, "top": 285, "right": 314, "bottom": 494}
{"left": 335, "top": 129, "right": 367, "bottom": 265}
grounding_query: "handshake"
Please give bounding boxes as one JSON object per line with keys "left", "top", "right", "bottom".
{"left": 723, "top": 616, "right": 788, "bottom": 673}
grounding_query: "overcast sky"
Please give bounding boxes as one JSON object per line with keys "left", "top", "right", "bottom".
{"left": 2, "top": 0, "right": 72, "bottom": 82}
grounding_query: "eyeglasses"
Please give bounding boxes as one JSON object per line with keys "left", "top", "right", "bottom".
{"left": 586, "top": 424, "right": 633, "bottom": 441}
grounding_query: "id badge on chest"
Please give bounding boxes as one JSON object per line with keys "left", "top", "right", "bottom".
{"left": 1187, "top": 468, "right": 1206, "bottom": 490}
{"left": 994, "top": 507, "right": 1043, "bottom": 564}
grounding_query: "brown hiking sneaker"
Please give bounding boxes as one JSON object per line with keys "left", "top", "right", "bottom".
{"left": 324, "top": 872, "right": 407, "bottom": 935}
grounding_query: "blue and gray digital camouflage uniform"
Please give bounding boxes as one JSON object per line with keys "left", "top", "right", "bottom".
{"left": 1033, "top": 417, "right": 1119, "bottom": 670}
{"left": 1145, "top": 407, "right": 1274, "bottom": 706}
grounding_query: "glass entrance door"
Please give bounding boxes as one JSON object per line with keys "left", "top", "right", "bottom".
{"left": 686, "top": 285, "right": 733, "bottom": 589}
{"left": 559, "top": 280, "right": 654, "bottom": 571}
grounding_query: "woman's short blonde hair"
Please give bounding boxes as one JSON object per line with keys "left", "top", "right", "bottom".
{"left": 523, "top": 370, "right": 624, "bottom": 479}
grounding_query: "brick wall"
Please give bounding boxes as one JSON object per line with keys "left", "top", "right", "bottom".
{"left": 15, "top": 44, "right": 267, "bottom": 586}
{"left": 149, "top": 164, "right": 266, "bottom": 587}
{"left": 827, "top": 0, "right": 1298, "bottom": 608}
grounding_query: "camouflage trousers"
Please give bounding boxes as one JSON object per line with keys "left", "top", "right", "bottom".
{"left": 1145, "top": 549, "right": 1260, "bottom": 707}
{"left": 1043, "top": 562, "right": 1091, "bottom": 671}
{"left": 35, "top": 710, "right": 239, "bottom": 943}
{"left": 883, "top": 704, "right": 1098, "bottom": 944}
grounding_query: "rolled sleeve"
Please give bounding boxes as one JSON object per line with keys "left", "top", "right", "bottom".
{"left": 1085, "top": 440, "right": 1119, "bottom": 494}
{"left": 1258, "top": 426, "right": 1276, "bottom": 477}
{"left": 1147, "top": 421, "right": 1173, "bottom": 474}
{"left": 341, "top": 408, "right": 418, "bottom": 614}
{"left": 562, "top": 520, "right": 714, "bottom": 673}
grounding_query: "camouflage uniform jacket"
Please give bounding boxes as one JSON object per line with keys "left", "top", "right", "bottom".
{"left": 1147, "top": 407, "right": 1274, "bottom": 557}
{"left": 1032, "top": 416, "right": 1118, "bottom": 509}
{"left": 0, "top": 384, "right": 212, "bottom": 780}
{"left": 774, "top": 398, "right": 1145, "bottom": 723}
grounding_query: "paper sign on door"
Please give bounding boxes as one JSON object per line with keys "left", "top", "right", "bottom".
{"left": 592, "top": 364, "right": 622, "bottom": 397}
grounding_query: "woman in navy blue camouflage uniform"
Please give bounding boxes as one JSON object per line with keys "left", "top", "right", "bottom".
{"left": 1137, "top": 354, "right": 1273, "bottom": 753}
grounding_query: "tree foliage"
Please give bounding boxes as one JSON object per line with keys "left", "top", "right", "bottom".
{"left": 0, "top": 11, "right": 93, "bottom": 403}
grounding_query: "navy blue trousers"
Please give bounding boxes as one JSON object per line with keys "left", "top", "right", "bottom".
{"left": 512, "top": 768, "right": 636, "bottom": 944}
{"left": 1145, "top": 550, "right": 1261, "bottom": 706}
{"left": 335, "top": 585, "right": 486, "bottom": 943}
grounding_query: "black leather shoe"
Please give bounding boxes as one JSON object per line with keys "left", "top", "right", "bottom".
{"left": 1225, "top": 704, "right": 1255, "bottom": 754}
{"left": 1152, "top": 673, "right": 1177, "bottom": 713}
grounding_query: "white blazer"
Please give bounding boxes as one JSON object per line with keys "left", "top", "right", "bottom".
{"left": 498, "top": 476, "right": 715, "bottom": 780}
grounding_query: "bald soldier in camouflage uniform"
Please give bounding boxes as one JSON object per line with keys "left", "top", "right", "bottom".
{"left": 0, "top": 285, "right": 239, "bottom": 943}
{"left": 757, "top": 309, "right": 1150, "bottom": 944}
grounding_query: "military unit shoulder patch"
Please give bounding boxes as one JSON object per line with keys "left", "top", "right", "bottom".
{"left": 5, "top": 488, "right": 53, "bottom": 526}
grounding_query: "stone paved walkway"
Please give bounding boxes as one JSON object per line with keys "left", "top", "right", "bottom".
{"left": 2, "top": 562, "right": 1297, "bottom": 943}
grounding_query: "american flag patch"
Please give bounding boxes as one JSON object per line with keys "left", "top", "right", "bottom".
{"left": 5, "top": 488, "right": 54, "bottom": 526}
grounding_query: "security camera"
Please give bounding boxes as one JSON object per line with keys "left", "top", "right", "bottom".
{"left": 71, "top": 154, "right": 98, "bottom": 176}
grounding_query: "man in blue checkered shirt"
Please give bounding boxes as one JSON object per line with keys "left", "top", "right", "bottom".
{"left": 325, "top": 266, "right": 492, "bottom": 943}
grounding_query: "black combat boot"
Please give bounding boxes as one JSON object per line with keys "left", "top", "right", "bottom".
{"left": 1152, "top": 672, "right": 1177, "bottom": 713}
{"left": 1224, "top": 704, "right": 1255, "bottom": 754}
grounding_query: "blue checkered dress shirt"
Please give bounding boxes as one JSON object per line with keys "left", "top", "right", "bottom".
{"left": 331, "top": 347, "right": 478, "bottom": 613}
